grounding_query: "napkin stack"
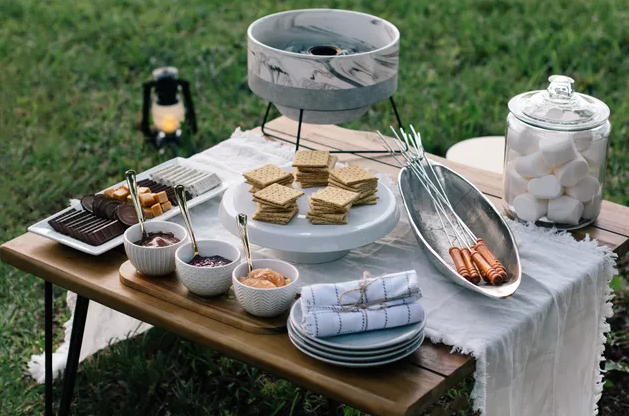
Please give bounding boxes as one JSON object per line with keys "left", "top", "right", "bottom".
{"left": 300, "top": 270, "right": 422, "bottom": 338}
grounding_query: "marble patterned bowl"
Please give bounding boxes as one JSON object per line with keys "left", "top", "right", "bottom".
{"left": 232, "top": 259, "right": 299, "bottom": 317}
{"left": 247, "top": 9, "right": 399, "bottom": 124}
{"left": 175, "top": 240, "right": 240, "bottom": 297}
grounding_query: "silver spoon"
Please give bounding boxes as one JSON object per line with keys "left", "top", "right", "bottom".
{"left": 237, "top": 213, "right": 253, "bottom": 273}
{"left": 125, "top": 170, "right": 147, "bottom": 240}
{"left": 174, "top": 185, "right": 199, "bottom": 259}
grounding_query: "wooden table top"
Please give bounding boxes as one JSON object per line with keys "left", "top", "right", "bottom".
{"left": 2, "top": 117, "right": 628, "bottom": 416}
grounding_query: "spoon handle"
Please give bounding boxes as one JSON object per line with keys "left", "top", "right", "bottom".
{"left": 125, "top": 170, "right": 146, "bottom": 237}
{"left": 237, "top": 213, "right": 254, "bottom": 273}
{"left": 174, "top": 185, "right": 198, "bottom": 257}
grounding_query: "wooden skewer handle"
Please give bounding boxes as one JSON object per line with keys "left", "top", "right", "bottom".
{"left": 460, "top": 248, "right": 481, "bottom": 285}
{"left": 475, "top": 238, "right": 507, "bottom": 273}
{"left": 449, "top": 247, "right": 471, "bottom": 280}
{"left": 471, "top": 250, "right": 503, "bottom": 285}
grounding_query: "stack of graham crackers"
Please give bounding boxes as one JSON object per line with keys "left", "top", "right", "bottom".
{"left": 252, "top": 183, "right": 304, "bottom": 225}
{"left": 329, "top": 165, "right": 379, "bottom": 206}
{"left": 243, "top": 164, "right": 294, "bottom": 194}
{"left": 292, "top": 150, "right": 338, "bottom": 188}
{"left": 306, "top": 187, "right": 360, "bottom": 225}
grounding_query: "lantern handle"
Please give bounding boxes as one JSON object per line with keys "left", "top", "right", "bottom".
{"left": 141, "top": 80, "right": 156, "bottom": 136}
{"left": 179, "top": 79, "right": 197, "bottom": 134}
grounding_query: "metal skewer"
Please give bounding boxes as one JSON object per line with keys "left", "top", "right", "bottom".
{"left": 379, "top": 128, "right": 507, "bottom": 285}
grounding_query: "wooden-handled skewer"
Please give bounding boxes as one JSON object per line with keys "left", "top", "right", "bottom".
{"left": 449, "top": 247, "right": 472, "bottom": 281}
{"left": 471, "top": 250, "right": 504, "bottom": 285}
{"left": 460, "top": 248, "right": 481, "bottom": 285}
{"left": 474, "top": 238, "right": 508, "bottom": 281}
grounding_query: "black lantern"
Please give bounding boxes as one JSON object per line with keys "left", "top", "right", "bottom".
{"left": 141, "top": 67, "right": 197, "bottom": 149}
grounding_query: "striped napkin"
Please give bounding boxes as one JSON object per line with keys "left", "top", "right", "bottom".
{"left": 300, "top": 270, "right": 422, "bottom": 338}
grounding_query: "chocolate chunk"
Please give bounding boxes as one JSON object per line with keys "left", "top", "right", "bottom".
{"left": 116, "top": 202, "right": 141, "bottom": 226}
{"left": 81, "top": 195, "right": 95, "bottom": 213}
{"left": 103, "top": 200, "right": 122, "bottom": 220}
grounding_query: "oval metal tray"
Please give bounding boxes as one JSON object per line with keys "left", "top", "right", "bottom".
{"left": 399, "top": 163, "right": 521, "bottom": 298}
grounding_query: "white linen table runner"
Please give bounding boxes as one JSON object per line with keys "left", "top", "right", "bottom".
{"left": 31, "top": 128, "right": 616, "bottom": 416}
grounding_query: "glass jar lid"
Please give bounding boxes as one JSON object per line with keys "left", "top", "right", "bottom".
{"left": 508, "top": 75, "right": 610, "bottom": 131}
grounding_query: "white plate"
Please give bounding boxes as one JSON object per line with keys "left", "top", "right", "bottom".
{"left": 288, "top": 319, "right": 421, "bottom": 356}
{"left": 289, "top": 329, "right": 424, "bottom": 368}
{"left": 288, "top": 320, "right": 422, "bottom": 361}
{"left": 28, "top": 157, "right": 235, "bottom": 256}
{"left": 290, "top": 299, "right": 426, "bottom": 350}
{"left": 218, "top": 166, "right": 399, "bottom": 263}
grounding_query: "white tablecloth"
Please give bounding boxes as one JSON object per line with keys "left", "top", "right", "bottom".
{"left": 30, "top": 128, "right": 616, "bottom": 415}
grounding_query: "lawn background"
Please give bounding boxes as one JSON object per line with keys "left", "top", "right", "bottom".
{"left": 1, "top": 0, "right": 628, "bottom": 414}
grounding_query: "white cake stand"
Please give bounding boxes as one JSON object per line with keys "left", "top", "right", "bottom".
{"left": 219, "top": 181, "right": 399, "bottom": 264}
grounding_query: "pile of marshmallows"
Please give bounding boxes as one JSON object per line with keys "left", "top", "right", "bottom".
{"left": 505, "top": 115, "right": 606, "bottom": 225}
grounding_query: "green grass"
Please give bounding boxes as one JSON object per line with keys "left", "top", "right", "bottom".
{"left": 1, "top": 0, "right": 628, "bottom": 414}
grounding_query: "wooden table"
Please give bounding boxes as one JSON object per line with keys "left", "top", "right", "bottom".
{"left": 2, "top": 117, "right": 628, "bottom": 416}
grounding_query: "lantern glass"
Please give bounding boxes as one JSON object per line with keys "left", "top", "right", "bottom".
{"left": 151, "top": 100, "right": 185, "bottom": 134}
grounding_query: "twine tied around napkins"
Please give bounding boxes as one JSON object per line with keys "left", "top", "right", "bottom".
{"left": 337, "top": 271, "right": 404, "bottom": 312}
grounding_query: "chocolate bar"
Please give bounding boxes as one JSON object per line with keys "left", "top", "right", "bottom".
{"left": 47, "top": 209, "right": 126, "bottom": 246}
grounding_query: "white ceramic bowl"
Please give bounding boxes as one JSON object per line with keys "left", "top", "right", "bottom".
{"left": 232, "top": 259, "right": 299, "bottom": 317}
{"left": 123, "top": 221, "right": 188, "bottom": 276}
{"left": 175, "top": 240, "right": 240, "bottom": 297}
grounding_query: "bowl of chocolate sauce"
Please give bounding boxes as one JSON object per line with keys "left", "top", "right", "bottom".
{"left": 175, "top": 239, "right": 240, "bottom": 297}
{"left": 123, "top": 221, "right": 188, "bottom": 276}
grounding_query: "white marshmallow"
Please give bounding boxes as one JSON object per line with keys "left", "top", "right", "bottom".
{"left": 553, "top": 154, "right": 588, "bottom": 187}
{"left": 582, "top": 188, "right": 603, "bottom": 220}
{"left": 547, "top": 196, "right": 584, "bottom": 225}
{"left": 588, "top": 162, "right": 601, "bottom": 179}
{"left": 571, "top": 131, "right": 593, "bottom": 151}
{"left": 514, "top": 152, "right": 552, "bottom": 178}
{"left": 527, "top": 175, "right": 563, "bottom": 199}
{"left": 580, "top": 138, "right": 607, "bottom": 166}
{"left": 507, "top": 148, "right": 522, "bottom": 161}
{"left": 513, "top": 193, "right": 548, "bottom": 222}
{"left": 507, "top": 114, "right": 540, "bottom": 155}
{"left": 505, "top": 162, "right": 530, "bottom": 203}
{"left": 565, "top": 176, "right": 600, "bottom": 203}
{"left": 539, "top": 135, "right": 578, "bottom": 167}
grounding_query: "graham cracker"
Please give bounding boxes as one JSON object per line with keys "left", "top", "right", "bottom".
{"left": 253, "top": 206, "right": 299, "bottom": 224}
{"left": 253, "top": 183, "right": 304, "bottom": 207}
{"left": 243, "top": 165, "right": 292, "bottom": 188}
{"left": 306, "top": 212, "right": 347, "bottom": 222}
{"left": 297, "top": 155, "right": 338, "bottom": 172}
{"left": 256, "top": 202, "right": 297, "bottom": 213}
{"left": 354, "top": 195, "right": 379, "bottom": 205}
{"left": 292, "top": 150, "right": 330, "bottom": 168}
{"left": 330, "top": 166, "right": 377, "bottom": 186}
{"left": 311, "top": 187, "right": 359, "bottom": 208}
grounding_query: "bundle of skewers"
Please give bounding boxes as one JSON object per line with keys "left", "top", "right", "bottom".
{"left": 379, "top": 126, "right": 509, "bottom": 286}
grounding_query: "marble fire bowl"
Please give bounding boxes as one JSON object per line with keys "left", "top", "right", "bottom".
{"left": 247, "top": 9, "right": 399, "bottom": 124}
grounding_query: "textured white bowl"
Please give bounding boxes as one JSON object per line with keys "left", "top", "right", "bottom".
{"left": 232, "top": 259, "right": 299, "bottom": 317}
{"left": 175, "top": 240, "right": 240, "bottom": 297}
{"left": 123, "top": 221, "right": 188, "bottom": 276}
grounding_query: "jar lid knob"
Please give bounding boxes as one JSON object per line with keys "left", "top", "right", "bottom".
{"left": 547, "top": 75, "right": 575, "bottom": 100}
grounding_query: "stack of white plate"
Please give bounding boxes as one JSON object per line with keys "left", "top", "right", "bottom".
{"left": 288, "top": 299, "right": 426, "bottom": 368}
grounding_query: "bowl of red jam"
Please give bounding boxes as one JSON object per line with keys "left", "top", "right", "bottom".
{"left": 175, "top": 239, "right": 240, "bottom": 297}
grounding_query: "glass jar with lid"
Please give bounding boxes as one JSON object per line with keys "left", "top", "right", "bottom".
{"left": 503, "top": 75, "right": 611, "bottom": 229}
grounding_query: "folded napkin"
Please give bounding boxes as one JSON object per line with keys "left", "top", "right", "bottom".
{"left": 300, "top": 270, "right": 423, "bottom": 338}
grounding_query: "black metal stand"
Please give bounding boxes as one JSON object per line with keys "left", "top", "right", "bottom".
{"left": 260, "top": 96, "right": 407, "bottom": 154}
{"left": 45, "top": 281, "right": 53, "bottom": 416}
{"left": 58, "top": 295, "right": 90, "bottom": 416}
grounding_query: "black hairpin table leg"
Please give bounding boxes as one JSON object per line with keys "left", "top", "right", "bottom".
{"left": 58, "top": 295, "right": 90, "bottom": 416}
{"left": 45, "top": 281, "right": 53, "bottom": 416}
